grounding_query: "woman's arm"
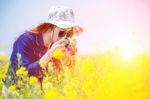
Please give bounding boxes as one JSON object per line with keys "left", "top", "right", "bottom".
{"left": 39, "top": 38, "right": 69, "bottom": 69}
{"left": 14, "top": 34, "right": 42, "bottom": 76}
{"left": 15, "top": 34, "right": 68, "bottom": 76}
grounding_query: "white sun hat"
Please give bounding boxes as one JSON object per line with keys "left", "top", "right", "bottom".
{"left": 46, "top": 6, "right": 83, "bottom": 34}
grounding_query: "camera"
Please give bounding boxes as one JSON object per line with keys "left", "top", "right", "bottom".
{"left": 65, "top": 38, "right": 70, "bottom": 47}
{"left": 65, "top": 38, "right": 77, "bottom": 48}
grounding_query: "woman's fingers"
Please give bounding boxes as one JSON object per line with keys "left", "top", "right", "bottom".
{"left": 54, "top": 38, "right": 69, "bottom": 45}
{"left": 50, "top": 39, "right": 69, "bottom": 53}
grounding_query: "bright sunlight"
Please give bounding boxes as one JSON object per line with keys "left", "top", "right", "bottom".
{"left": 116, "top": 37, "right": 140, "bottom": 60}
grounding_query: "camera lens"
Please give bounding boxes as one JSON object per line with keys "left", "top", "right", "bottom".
{"left": 65, "top": 38, "right": 70, "bottom": 47}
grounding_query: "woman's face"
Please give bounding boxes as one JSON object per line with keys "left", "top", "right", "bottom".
{"left": 52, "top": 27, "right": 64, "bottom": 42}
{"left": 51, "top": 27, "right": 73, "bottom": 42}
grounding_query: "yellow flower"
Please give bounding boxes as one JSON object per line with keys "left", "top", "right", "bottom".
{"left": 58, "top": 95, "right": 65, "bottom": 99}
{"left": 68, "top": 37, "right": 77, "bottom": 46}
{"left": 37, "top": 90, "right": 43, "bottom": 95}
{"left": 57, "top": 74, "right": 63, "bottom": 81}
{"left": 39, "top": 59, "right": 46, "bottom": 69}
{"left": 16, "top": 67, "right": 28, "bottom": 76}
{"left": 44, "top": 89, "right": 57, "bottom": 99}
{"left": 8, "top": 85, "right": 16, "bottom": 91}
{"left": 22, "top": 70, "right": 28, "bottom": 76}
{"left": 29, "top": 76, "right": 38, "bottom": 85}
{"left": 48, "top": 62, "right": 53, "bottom": 72}
{"left": 27, "top": 90, "right": 32, "bottom": 97}
{"left": 17, "top": 80, "right": 23, "bottom": 85}
{"left": 53, "top": 49, "right": 63, "bottom": 59}
{"left": 48, "top": 61, "right": 53, "bottom": 67}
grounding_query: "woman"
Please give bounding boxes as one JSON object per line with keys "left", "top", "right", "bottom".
{"left": 2, "top": 6, "right": 83, "bottom": 97}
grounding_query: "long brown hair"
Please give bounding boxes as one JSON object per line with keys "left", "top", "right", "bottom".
{"left": 26, "top": 22, "right": 55, "bottom": 34}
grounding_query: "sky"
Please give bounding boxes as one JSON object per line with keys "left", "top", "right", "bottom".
{"left": 0, "top": 0, "right": 150, "bottom": 56}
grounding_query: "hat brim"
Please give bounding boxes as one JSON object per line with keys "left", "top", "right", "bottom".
{"left": 45, "top": 20, "right": 83, "bottom": 35}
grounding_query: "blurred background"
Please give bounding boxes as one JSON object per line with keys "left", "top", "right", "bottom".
{"left": 0, "top": 0, "right": 150, "bottom": 56}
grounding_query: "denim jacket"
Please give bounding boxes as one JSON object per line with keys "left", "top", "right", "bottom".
{"left": 3, "top": 32, "right": 48, "bottom": 87}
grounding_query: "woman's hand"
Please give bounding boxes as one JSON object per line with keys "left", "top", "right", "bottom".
{"left": 49, "top": 38, "right": 69, "bottom": 53}
{"left": 65, "top": 45, "right": 77, "bottom": 55}
{"left": 39, "top": 38, "right": 69, "bottom": 69}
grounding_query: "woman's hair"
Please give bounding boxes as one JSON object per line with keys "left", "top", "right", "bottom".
{"left": 26, "top": 22, "right": 55, "bottom": 34}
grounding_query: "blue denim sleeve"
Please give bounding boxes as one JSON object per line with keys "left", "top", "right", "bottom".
{"left": 16, "top": 34, "right": 42, "bottom": 76}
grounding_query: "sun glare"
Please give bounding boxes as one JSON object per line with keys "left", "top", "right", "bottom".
{"left": 117, "top": 38, "right": 138, "bottom": 59}
{"left": 122, "top": 47, "right": 137, "bottom": 59}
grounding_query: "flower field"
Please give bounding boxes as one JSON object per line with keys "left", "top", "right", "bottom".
{"left": 1, "top": 50, "right": 150, "bottom": 99}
